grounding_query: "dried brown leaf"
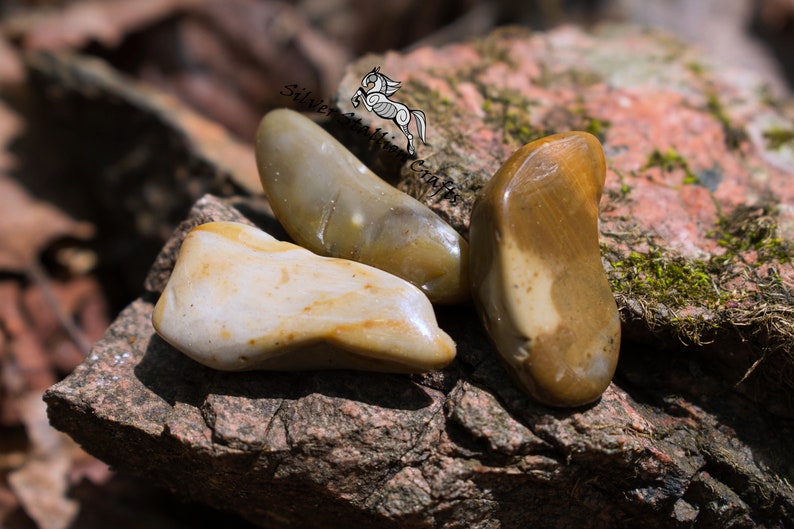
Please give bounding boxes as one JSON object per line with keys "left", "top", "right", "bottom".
{"left": 0, "top": 34, "right": 24, "bottom": 85}
{"left": 7, "top": 393, "right": 80, "bottom": 529}
{"left": 198, "top": 0, "right": 350, "bottom": 97}
{"left": 2, "top": 0, "right": 200, "bottom": 50}
{"left": 0, "top": 101, "right": 94, "bottom": 272}
{"left": 0, "top": 175, "right": 95, "bottom": 272}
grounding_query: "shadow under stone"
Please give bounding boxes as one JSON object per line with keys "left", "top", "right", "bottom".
{"left": 135, "top": 332, "right": 435, "bottom": 412}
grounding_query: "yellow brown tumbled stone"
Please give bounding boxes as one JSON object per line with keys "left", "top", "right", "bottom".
{"left": 152, "top": 221, "right": 456, "bottom": 373}
{"left": 469, "top": 132, "right": 620, "bottom": 407}
{"left": 255, "top": 108, "right": 469, "bottom": 304}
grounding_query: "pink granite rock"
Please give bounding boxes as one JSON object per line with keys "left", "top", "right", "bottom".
{"left": 336, "top": 25, "right": 794, "bottom": 417}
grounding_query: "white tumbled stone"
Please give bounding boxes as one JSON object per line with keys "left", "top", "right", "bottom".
{"left": 152, "top": 221, "right": 456, "bottom": 372}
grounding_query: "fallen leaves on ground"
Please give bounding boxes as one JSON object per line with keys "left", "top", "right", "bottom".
{"left": 0, "top": 0, "right": 440, "bottom": 526}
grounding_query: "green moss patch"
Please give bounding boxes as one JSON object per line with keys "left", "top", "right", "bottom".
{"left": 705, "top": 92, "right": 747, "bottom": 150}
{"left": 709, "top": 205, "right": 793, "bottom": 264}
{"left": 762, "top": 125, "right": 794, "bottom": 150}
{"left": 479, "top": 88, "right": 546, "bottom": 146}
{"left": 643, "top": 147, "right": 701, "bottom": 185}
{"left": 604, "top": 201, "right": 793, "bottom": 389}
{"left": 479, "top": 89, "right": 612, "bottom": 148}
{"left": 607, "top": 242, "right": 728, "bottom": 343}
{"left": 611, "top": 249, "right": 724, "bottom": 308}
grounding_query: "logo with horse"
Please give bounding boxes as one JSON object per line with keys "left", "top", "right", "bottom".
{"left": 351, "top": 66, "right": 427, "bottom": 156}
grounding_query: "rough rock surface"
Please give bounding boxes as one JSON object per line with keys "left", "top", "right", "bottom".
{"left": 45, "top": 25, "right": 794, "bottom": 529}
{"left": 336, "top": 25, "right": 794, "bottom": 417}
{"left": 46, "top": 195, "right": 793, "bottom": 529}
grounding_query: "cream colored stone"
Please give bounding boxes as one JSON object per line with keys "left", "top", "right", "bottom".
{"left": 469, "top": 132, "right": 621, "bottom": 407}
{"left": 255, "top": 108, "right": 469, "bottom": 304}
{"left": 152, "top": 221, "right": 456, "bottom": 372}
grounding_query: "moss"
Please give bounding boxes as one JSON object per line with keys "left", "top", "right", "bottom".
{"left": 709, "top": 204, "right": 793, "bottom": 264}
{"left": 568, "top": 96, "right": 611, "bottom": 142}
{"left": 681, "top": 174, "right": 702, "bottom": 185}
{"left": 683, "top": 60, "right": 747, "bottom": 149}
{"left": 758, "top": 84, "right": 782, "bottom": 109}
{"left": 479, "top": 88, "right": 612, "bottom": 147}
{"left": 473, "top": 31, "right": 521, "bottom": 69}
{"left": 605, "top": 199, "right": 793, "bottom": 348}
{"left": 479, "top": 87, "right": 546, "bottom": 146}
{"left": 611, "top": 248, "right": 725, "bottom": 309}
{"left": 535, "top": 63, "right": 604, "bottom": 89}
{"left": 583, "top": 116, "right": 610, "bottom": 142}
{"left": 400, "top": 80, "right": 436, "bottom": 109}
{"left": 685, "top": 61, "right": 708, "bottom": 76}
{"left": 705, "top": 92, "right": 747, "bottom": 150}
{"left": 611, "top": 205, "right": 791, "bottom": 310}
{"left": 606, "top": 168, "right": 631, "bottom": 201}
{"left": 762, "top": 125, "right": 794, "bottom": 150}
{"left": 401, "top": 79, "right": 467, "bottom": 140}
{"left": 643, "top": 147, "right": 701, "bottom": 185}
{"left": 606, "top": 242, "right": 732, "bottom": 343}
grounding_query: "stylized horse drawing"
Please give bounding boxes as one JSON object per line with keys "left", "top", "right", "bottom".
{"left": 351, "top": 66, "right": 427, "bottom": 155}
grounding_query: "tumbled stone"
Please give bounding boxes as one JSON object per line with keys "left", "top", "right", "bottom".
{"left": 336, "top": 26, "right": 794, "bottom": 416}
{"left": 152, "top": 221, "right": 456, "bottom": 372}
{"left": 255, "top": 108, "right": 469, "bottom": 304}
{"left": 469, "top": 132, "right": 620, "bottom": 407}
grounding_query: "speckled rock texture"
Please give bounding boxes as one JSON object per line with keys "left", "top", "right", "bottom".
{"left": 336, "top": 25, "right": 794, "bottom": 418}
{"left": 46, "top": 194, "right": 793, "bottom": 529}
{"left": 45, "top": 25, "right": 794, "bottom": 529}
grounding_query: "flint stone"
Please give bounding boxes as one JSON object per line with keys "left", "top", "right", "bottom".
{"left": 46, "top": 194, "right": 793, "bottom": 528}
{"left": 336, "top": 25, "right": 794, "bottom": 417}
